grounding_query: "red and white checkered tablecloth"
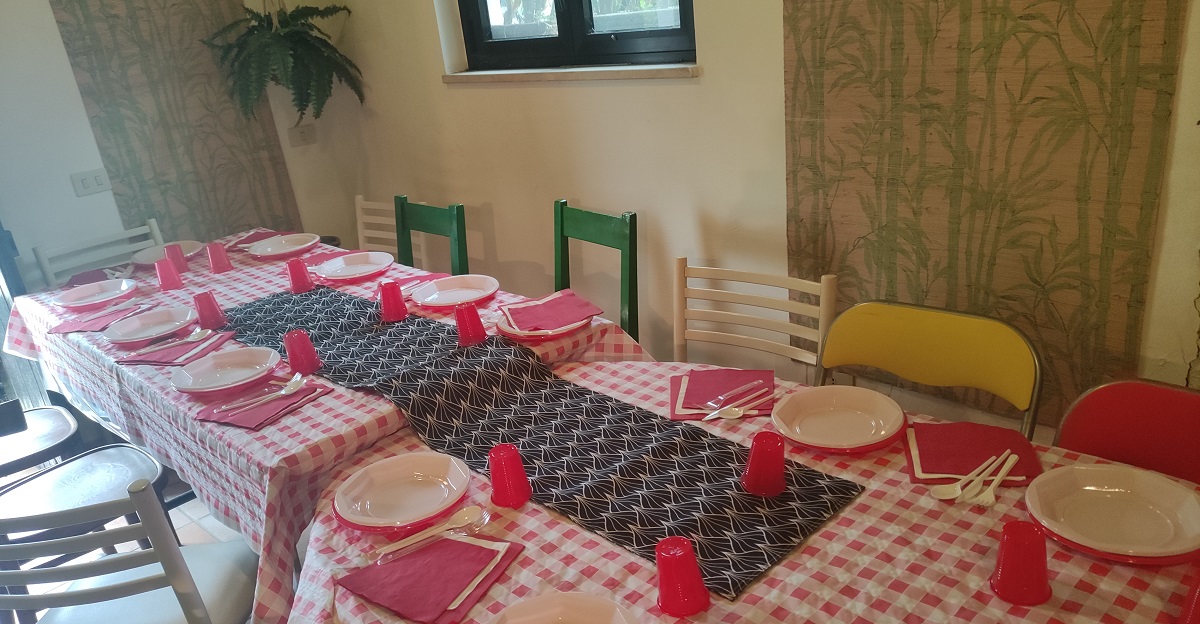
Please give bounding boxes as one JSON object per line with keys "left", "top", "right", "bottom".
{"left": 292, "top": 361, "right": 1196, "bottom": 624}
{"left": 1, "top": 231, "right": 651, "bottom": 623}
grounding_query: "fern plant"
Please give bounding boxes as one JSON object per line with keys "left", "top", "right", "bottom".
{"left": 204, "top": 2, "right": 364, "bottom": 123}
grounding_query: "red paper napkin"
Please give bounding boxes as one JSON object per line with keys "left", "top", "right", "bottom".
{"left": 64, "top": 267, "right": 128, "bottom": 287}
{"left": 668, "top": 372, "right": 775, "bottom": 420}
{"left": 117, "top": 331, "right": 234, "bottom": 366}
{"left": 226, "top": 230, "right": 294, "bottom": 250}
{"left": 904, "top": 421, "right": 1042, "bottom": 486}
{"left": 49, "top": 304, "right": 150, "bottom": 334}
{"left": 337, "top": 536, "right": 522, "bottom": 624}
{"left": 194, "top": 381, "right": 330, "bottom": 430}
{"left": 501, "top": 289, "right": 603, "bottom": 331}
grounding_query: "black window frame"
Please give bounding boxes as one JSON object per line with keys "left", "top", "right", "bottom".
{"left": 458, "top": 0, "right": 696, "bottom": 71}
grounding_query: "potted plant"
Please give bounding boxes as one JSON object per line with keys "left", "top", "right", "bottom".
{"left": 204, "top": 2, "right": 364, "bottom": 123}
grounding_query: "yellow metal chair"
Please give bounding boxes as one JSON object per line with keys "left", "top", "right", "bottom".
{"left": 818, "top": 301, "right": 1042, "bottom": 439}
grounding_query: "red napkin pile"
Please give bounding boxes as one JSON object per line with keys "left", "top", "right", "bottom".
{"left": 904, "top": 421, "right": 1042, "bottom": 486}
{"left": 669, "top": 368, "right": 775, "bottom": 421}
{"left": 337, "top": 536, "right": 523, "bottom": 623}
{"left": 49, "top": 304, "right": 149, "bottom": 334}
{"left": 64, "top": 267, "right": 134, "bottom": 287}
{"left": 194, "top": 379, "right": 331, "bottom": 430}
{"left": 226, "top": 230, "right": 295, "bottom": 250}
{"left": 501, "top": 289, "right": 603, "bottom": 332}
{"left": 117, "top": 331, "right": 234, "bottom": 366}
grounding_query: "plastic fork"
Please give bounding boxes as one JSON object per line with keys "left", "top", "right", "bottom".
{"left": 964, "top": 455, "right": 1020, "bottom": 507}
{"left": 956, "top": 450, "right": 1012, "bottom": 503}
{"left": 702, "top": 388, "right": 773, "bottom": 420}
{"left": 701, "top": 379, "right": 766, "bottom": 412}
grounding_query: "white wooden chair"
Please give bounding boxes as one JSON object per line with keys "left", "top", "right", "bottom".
{"left": 355, "top": 195, "right": 399, "bottom": 253}
{"left": 0, "top": 479, "right": 256, "bottom": 624}
{"left": 32, "top": 219, "right": 163, "bottom": 288}
{"left": 673, "top": 257, "right": 837, "bottom": 383}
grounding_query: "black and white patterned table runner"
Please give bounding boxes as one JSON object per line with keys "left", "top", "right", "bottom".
{"left": 376, "top": 340, "right": 865, "bottom": 600}
{"left": 223, "top": 286, "right": 461, "bottom": 387}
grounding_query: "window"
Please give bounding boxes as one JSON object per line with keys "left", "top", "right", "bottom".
{"left": 458, "top": 0, "right": 695, "bottom": 71}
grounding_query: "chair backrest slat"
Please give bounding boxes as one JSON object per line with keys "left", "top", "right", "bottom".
{"left": 554, "top": 200, "right": 638, "bottom": 340}
{"left": 356, "top": 195, "right": 399, "bottom": 254}
{"left": 0, "top": 497, "right": 134, "bottom": 535}
{"left": 33, "top": 218, "right": 164, "bottom": 288}
{"left": 0, "top": 549, "right": 159, "bottom": 586}
{"left": 395, "top": 195, "right": 469, "bottom": 275}
{"left": 0, "top": 522, "right": 145, "bottom": 562}
{"left": 1, "top": 575, "right": 171, "bottom": 611}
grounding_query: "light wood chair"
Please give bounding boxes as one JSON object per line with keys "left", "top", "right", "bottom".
{"left": 673, "top": 257, "right": 837, "bottom": 383}
{"left": 354, "top": 195, "right": 399, "bottom": 254}
{"left": 818, "top": 301, "right": 1043, "bottom": 439}
{"left": 32, "top": 219, "right": 163, "bottom": 288}
{"left": 0, "top": 479, "right": 257, "bottom": 624}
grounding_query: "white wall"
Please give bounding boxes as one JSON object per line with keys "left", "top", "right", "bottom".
{"left": 0, "top": 0, "right": 125, "bottom": 291}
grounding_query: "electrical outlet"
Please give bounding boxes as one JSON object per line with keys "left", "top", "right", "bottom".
{"left": 288, "top": 124, "right": 318, "bottom": 147}
{"left": 70, "top": 168, "right": 112, "bottom": 197}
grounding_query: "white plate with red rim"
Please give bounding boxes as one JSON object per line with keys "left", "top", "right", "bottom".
{"left": 246, "top": 233, "right": 321, "bottom": 259}
{"left": 334, "top": 452, "right": 471, "bottom": 530}
{"left": 54, "top": 279, "right": 138, "bottom": 310}
{"left": 1025, "top": 464, "right": 1200, "bottom": 560}
{"left": 495, "top": 318, "right": 592, "bottom": 342}
{"left": 497, "top": 592, "right": 637, "bottom": 624}
{"left": 170, "top": 347, "right": 280, "bottom": 394}
{"left": 130, "top": 240, "right": 204, "bottom": 266}
{"left": 771, "top": 385, "right": 905, "bottom": 453}
{"left": 102, "top": 307, "right": 196, "bottom": 344}
{"left": 409, "top": 274, "right": 499, "bottom": 308}
{"left": 311, "top": 251, "right": 394, "bottom": 280}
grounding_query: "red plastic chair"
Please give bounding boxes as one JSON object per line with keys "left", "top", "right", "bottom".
{"left": 1056, "top": 380, "right": 1200, "bottom": 485}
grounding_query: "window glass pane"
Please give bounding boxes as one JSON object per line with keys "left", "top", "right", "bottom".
{"left": 486, "top": 0, "right": 558, "bottom": 40}
{"left": 590, "top": 0, "right": 681, "bottom": 34}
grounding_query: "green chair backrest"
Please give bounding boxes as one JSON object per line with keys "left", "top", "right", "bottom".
{"left": 394, "top": 195, "right": 469, "bottom": 275}
{"left": 553, "top": 199, "right": 638, "bottom": 340}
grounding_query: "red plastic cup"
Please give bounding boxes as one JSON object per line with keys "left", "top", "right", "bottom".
{"left": 283, "top": 329, "right": 322, "bottom": 375}
{"left": 155, "top": 258, "right": 183, "bottom": 291}
{"left": 454, "top": 303, "right": 487, "bottom": 347}
{"left": 286, "top": 258, "right": 315, "bottom": 294}
{"left": 164, "top": 243, "right": 189, "bottom": 273}
{"left": 488, "top": 443, "right": 532, "bottom": 508}
{"left": 378, "top": 280, "right": 408, "bottom": 322}
{"left": 1178, "top": 566, "right": 1200, "bottom": 624}
{"left": 206, "top": 242, "right": 234, "bottom": 274}
{"left": 193, "top": 291, "right": 227, "bottom": 330}
{"left": 741, "top": 431, "right": 787, "bottom": 497}
{"left": 989, "top": 520, "right": 1052, "bottom": 606}
{"left": 656, "top": 536, "right": 710, "bottom": 617}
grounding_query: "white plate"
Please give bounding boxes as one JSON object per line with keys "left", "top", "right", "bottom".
{"left": 102, "top": 307, "right": 197, "bottom": 344}
{"left": 334, "top": 452, "right": 471, "bottom": 528}
{"left": 409, "top": 275, "right": 500, "bottom": 308}
{"left": 497, "top": 592, "right": 637, "bottom": 624}
{"left": 246, "top": 233, "right": 321, "bottom": 258}
{"left": 311, "top": 251, "right": 394, "bottom": 280}
{"left": 130, "top": 240, "right": 204, "bottom": 266}
{"left": 771, "top": 386, "right": 904, "bottom": 451}
{"left": 170, "top": 347, "right": 280, "bottom": 393}
{"left": 54, "top": 279, "right": 138, "bottom": 309}
{"left": 1026, "top": 464, "right": 1200, "bottom": 558}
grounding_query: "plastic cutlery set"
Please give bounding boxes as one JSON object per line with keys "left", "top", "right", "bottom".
{"left": 930, "top": 450, "right": 1019, "bottom": 506}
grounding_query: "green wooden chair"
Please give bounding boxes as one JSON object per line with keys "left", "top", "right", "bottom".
{"left": 553, "top": 199, "right": 638, "bottom": 340}
{"left": 394, "top": 195, "right": 470, "bottom": 275}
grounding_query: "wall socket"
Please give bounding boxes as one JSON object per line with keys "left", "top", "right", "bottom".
{"left": 70, "top": 168, "right": 112, "bottom": 196}
{"left": 288, "top": 124, "right": 317, "bottom": 147}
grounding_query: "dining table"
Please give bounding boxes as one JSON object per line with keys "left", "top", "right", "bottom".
{"left": 1, "top": 230, "right": 651, "bottom": 623}
{"left": 291, "top": 360, "right": 1198, "bottom": 623}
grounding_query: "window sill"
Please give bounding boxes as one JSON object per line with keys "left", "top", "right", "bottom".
{"left": 442, "top": 63, "right": 700, "bottom": 84}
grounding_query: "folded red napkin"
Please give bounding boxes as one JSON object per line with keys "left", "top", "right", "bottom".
{"left": 669, "top": 368, "right": 774, "bottom": 420}
{"left": 64, "top": 267, "right": 131, "bottom": 287}
{"left": 117, "top": 331, "right": 234, "bottom": 366}
{"left": 226, "top": 230, "right": 294, "bottom": 250}
{"left": 904, "top": 421, "right": 1042, "bottom": 486}
{"left": 502, "top": 289, "right": 603, "bottom": 332}
{"left": 337, "top": 536, "right": 522, "bottom": 624}
{"left": 194, "top": 381, "right": 331, "bottom": 430}
{"left": 49, "top": 304, "right": 149, "bottom": 334}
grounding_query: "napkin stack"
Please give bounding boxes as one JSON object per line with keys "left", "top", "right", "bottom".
{"left": 904, "top": 421, "right": 1042, "bottom": 486}
{"left": 669, "top": 368, "right": 775, "bottom": 421}
{"left": 337, "top": 535, "right": 523, "bottom": 623}
{"left": 194, "top": 378, "right": 331, "bottom": 430}
{"left": 117, "top": 331, "right": 234, "bottom": 366}
{"left": 501, "top": 289, "right": 602, "bottom": 332}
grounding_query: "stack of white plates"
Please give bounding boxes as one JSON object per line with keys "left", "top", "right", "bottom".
{"left": 54, "top": 279, "right": 137, "bottom": 310}
{"left": 771, "top": 386, "right": 905, "bottom": 453}
{"left": 409, "top": 275, "right": 499, "bottom": 308}
{"left": 334, "top": 452, "right": 471, "bottom": 533}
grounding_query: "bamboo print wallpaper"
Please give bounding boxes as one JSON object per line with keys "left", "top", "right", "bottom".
{"left": 784, "top": 0, "right": 1184, "bottom": 422}
{"left": 50, "top": 0, "right": 301, "bottom": 242}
